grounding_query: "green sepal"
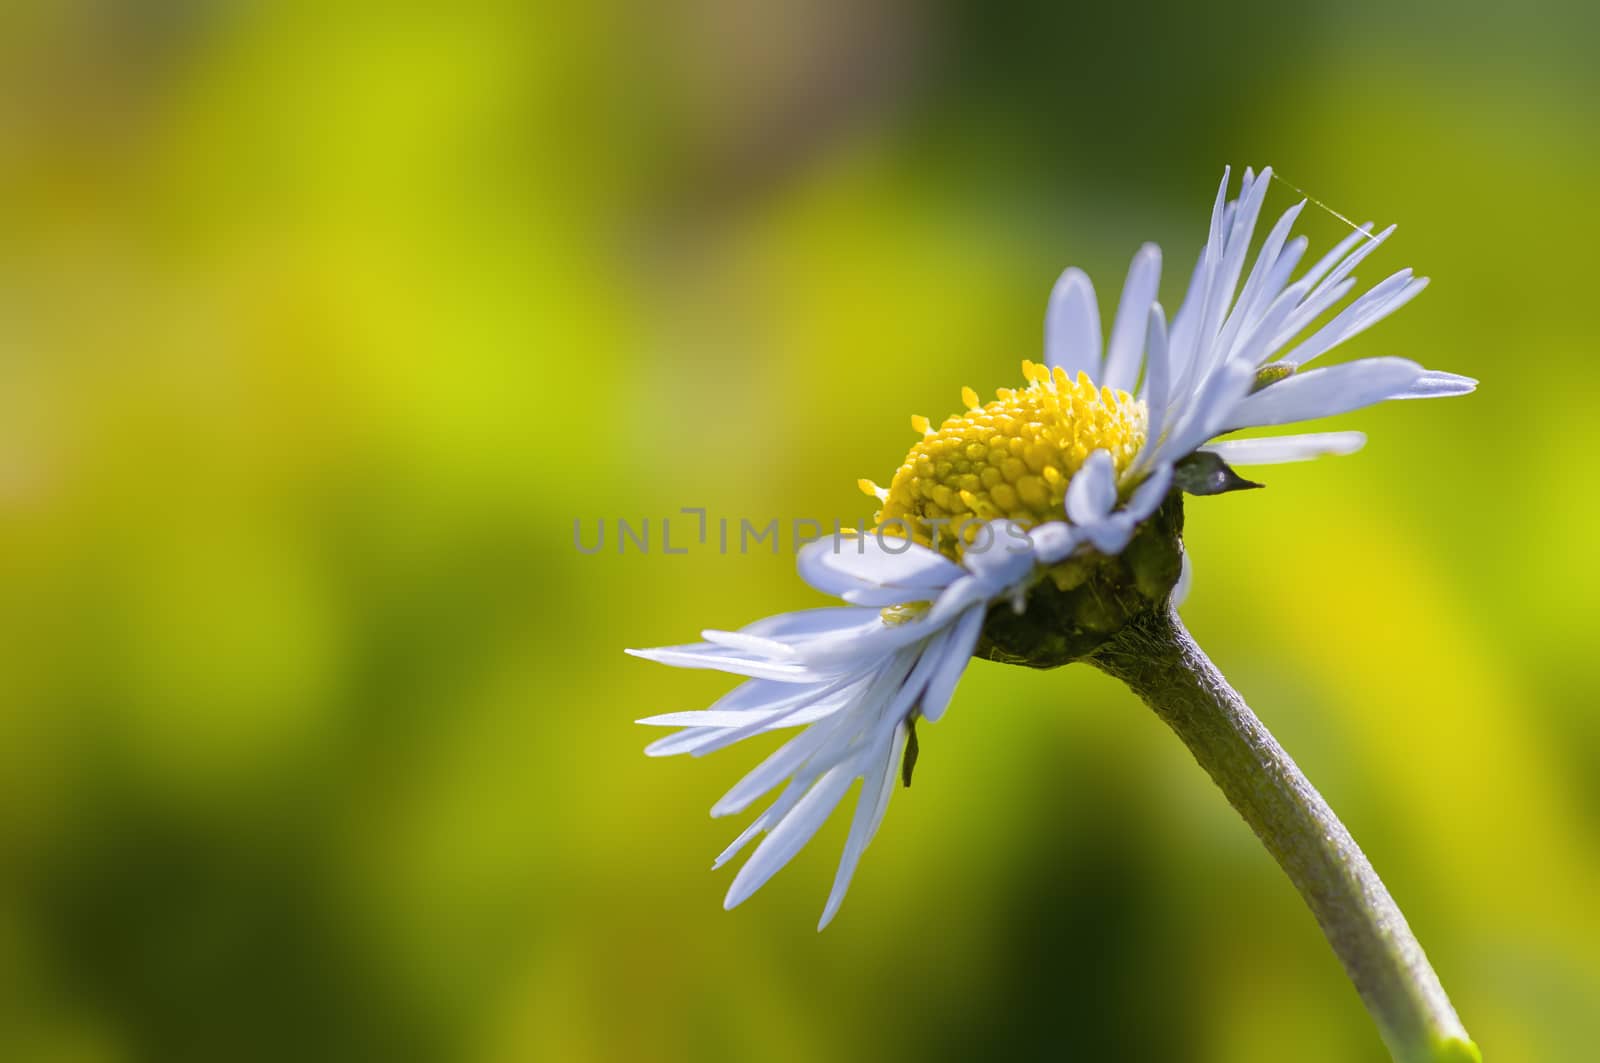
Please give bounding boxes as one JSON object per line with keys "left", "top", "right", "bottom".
{"left": 900, "top": 716, "right": 919, "bottom": 788}
{"left": 1173, "top": 451, "right": 1263, "bottom": 496}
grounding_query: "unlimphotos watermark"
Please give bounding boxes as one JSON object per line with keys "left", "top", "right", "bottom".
{"left": 573, "top": 508, "right": 1030, "bottom": 557}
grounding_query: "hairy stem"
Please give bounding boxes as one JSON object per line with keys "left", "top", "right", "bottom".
{"left": 1089, "top": 605, "right": 1479, "bottom": 1063}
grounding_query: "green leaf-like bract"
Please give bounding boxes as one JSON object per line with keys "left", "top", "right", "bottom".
{"left": 1174, "top": 451, "right": 1263, "bottom": 496}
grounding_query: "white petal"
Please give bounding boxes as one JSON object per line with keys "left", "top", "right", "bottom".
{"left": 714, "top": 780, "right": 806, "bottom": 869}
{"left": 638, "top": 707, "right": 820, "bottom": 729}
{"left": 645, "top": 727, "right": 729, "bottom": 757}
{"left": 1278, "top": 269, "right": 1421, "bottom": 368}
{"left": 1239, "top": 234, "right": 1308, "bottom": 338}
{"left": 636, "top": 677, "right": 817, "bottom": 727}
{"left": 1028, "top": 521, "right": 1080, "bottom": 566}
{"left": 709, "top": 660, "right": 904, "bottom": 816}
{"left": 1155, "top": 357, "right": 1256, "bottom": 464}
{"left": 1258, "top": 276, "right": 1356, "bottom": 365}
{"left": 681, "top": 676, "right": 870, "bottom": 760}
{"left": 1066, "top": 450, "right": 1117, "bottom": 524}
{"left": 798, "top": 536, "right": 964, "bottom": 598}
{"left": 711, "top": 731, "right": 831, "bottom": 819}
{"left": 724, "top": 763, "right": 858, "bottom": 910}
{"left": 1219, "top": 199, "right": 1306, "bottom": 352}
{"left": 1135, "top": 304, "right": 1169, "bottom": 475}
{"left": 625, "top": 646, "right": 817, "bottom": 682}
{"left": 1044, "top": 267, "right": 1102, "bottom": 379}
{"left": 700, "top": 630, "right": 797, "bottom": 658}
{"left": 739, "top": 607, "right": 875, "bottom": 641}
{"left": 795, "top": 608, "right": 948, "bottom": 671}
{"left": 1268, "top": 225, "right": 1397, "bottom": 353}
{"left": 713, "top": 811, "right": 774, "bottom": 870}
{"left": 1077, "top": 464, "right": 1173, "bottom": 556}
{"left": 1172, "top": 549, "right": 1194, "bottom": 607}
{"left": 960, "top": 521, "right": 1036, "bottom": 592}
{"left": 1122, "top": 463, "right": 1173, "bottom": 524}
{"left": 1200, "top": 165, "right": 1273, "bottom": 356}
{"left": 638, "top": 674, "right": 863, "bottom": 733}
{"left": 1298, "top": 222, "right": 1376, "bottom": 290}
{"left": 1166, "top": 245, "right": 1209, "bottom": 389}
{"left": 1228, "top": 277, "right": 1328, "bottom": 371}
{"left": 1203, "top": 431, "right": 1367, "bottom": 464}
{"left": 711, "top": 677, "right": 821, "bottom": 713}
{"left": 819, "top": 722, "right": 906, "bottom": 930}
{"left": 839, "top": 585, "right": 943, "bottom": 608}
{"left": 1103, "top": 244, "right": 1161, "bottom": 393}
{"left": 1387, "top": 370, "right": 1477, "bottom": 399}
{"left": 1169, "top": 168, "right": 1233, "bottom": 398}
{"left": 1223, "top": 357, "right": 1425, "bottom": 431}
{"left": 917, "top": 604, "right": 985, "bottom": 723}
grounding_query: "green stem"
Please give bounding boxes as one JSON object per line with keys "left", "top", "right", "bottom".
{"left": 1089, "top": 605, "right": 1479, "bottom": 1063}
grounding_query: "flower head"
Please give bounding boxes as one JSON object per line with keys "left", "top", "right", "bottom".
{"left": 630, "top": 166, "right": 1474, "bottom": 927}
{"left": 866, "top": 362, "right": 1148, "bottom": 557}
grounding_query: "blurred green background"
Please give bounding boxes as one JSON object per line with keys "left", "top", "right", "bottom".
{"left": 1, "top": 2, "right": 1597, "bottom": 1061}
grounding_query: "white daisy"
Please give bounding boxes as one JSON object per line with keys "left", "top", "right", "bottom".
{"left": 630, "top": 165, "right": 1474, "bottom": 927}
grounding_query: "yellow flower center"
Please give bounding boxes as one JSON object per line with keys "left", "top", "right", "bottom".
{"left": 861, "top": 360, "right": 1147, "bottom": 559}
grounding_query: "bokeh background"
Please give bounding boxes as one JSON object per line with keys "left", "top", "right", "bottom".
{"left": 2, "top": 2, "right": 1597, "bottom": 1061}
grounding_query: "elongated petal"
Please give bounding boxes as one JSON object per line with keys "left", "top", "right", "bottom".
{"left": 1239, "top": 234, "right": 1307, "bottom": 338}
{"left": 1066, "top": 450, "right": 1117, "bottom": 525}
{"left": 712, "top": 800, "right": 785, "bottom": 869}
{"left": 1172, "top": 549, "right": 1194, "bottom": 607}
{"left": 1169, "top": 168, "right": 1233, "bottom": 398}
{"left": 1217, "top": 199, "right": 1306, "bottom": 355}
{"left": 798, "top": 535, "right": 964, "bottom": 598}
{"left": 625, "top": 646, "right": 818, "bottom": 682}
{"left": 959, "top": 521, "right": 1037, "bottom": 592}
{"left": 1155, "top": 357, "right": 1255, "bottom": 465}
{"left": 1166, "top": 245, "right": 1209, "bottom": 388}
{"left": 1203, "top": 431, "right": 1367, "bottom": 464}
{"left": 1278, "top": 269, "right": 1420, "bottom": 368}
{"left": 650, "top": 675, "right": 869, "bottom": 760}
{"left": 645, "top": 727, "right": 730, "bottom": 758}
{"left": 1388, "top": 370, "right": 1477, "bottom": 399}
{"left": 1122, "top": 463, "right": 1173, "bottom": 523}
{"left": 1028, "top": 521, "right": 1081, "bottom": 565}
{"left": 724, "top": 764, "right": 859, "bottom": 910}
{"left": 839, "top": 584, "right": 943, "bottom": 608}
{"left": 1265, "top": 226, "right": 1396, "bottom": 357}
{"left": 1045, "top": 267, "right": 1102, "bottom": 378}
{"left": 637, "top": 677, "right": 829, "bottom": 730}
{"left": 1103, "top": 243, "right": 1161, "bottom": 392}
{"left": 1136, "top": 304, "right": 1169, "bottom": 475}
{"left": 738, "top": 607, "right": 874, "bottom": 641}
{"left": 1201, "top": 166, "right": 1273, "bottom": 356}
{"left": 700, "top": 630, "right": 797, "bottom": 658}
{"left": 1223, "top": 357, "right": 1425, "bottom": 430}
{"left": 1298, "top": 222, "right": 1375, "bottom": 290}
{"left": 711, "top": 728, "right": 836, "bottom": 819}
{"left": 917, "top": 604, "right": 985, "bottom": 723}
{"left": 819, "top": 722, "right": 906, "bottom": 929}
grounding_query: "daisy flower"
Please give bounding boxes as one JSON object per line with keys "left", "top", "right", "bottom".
{"left": 629, "top": 165, "right": 1475, "bottom": 929}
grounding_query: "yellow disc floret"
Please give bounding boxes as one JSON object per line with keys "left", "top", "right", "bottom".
{"left": 861, "top": 360, "right": 1148, "bottom": 559}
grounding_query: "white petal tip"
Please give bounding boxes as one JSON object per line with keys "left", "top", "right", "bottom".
{"left": 1397, "top": 371, "right": 1478, "bottom": 399}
